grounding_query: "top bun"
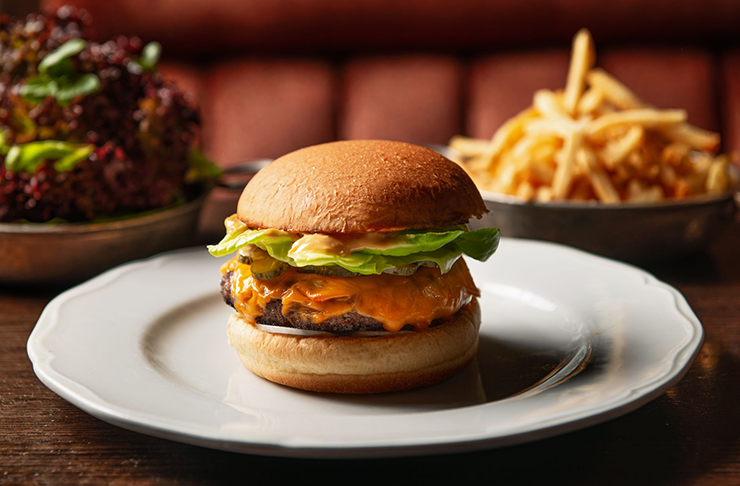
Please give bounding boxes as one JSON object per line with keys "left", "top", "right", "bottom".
{"left": 237, "top": 140, "right": 488, "bottom": 233}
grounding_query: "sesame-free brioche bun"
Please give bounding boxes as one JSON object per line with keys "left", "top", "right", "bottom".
{"left": 237, "top": 140, "right": 488, "bottom": 233}
{"left": 227, "top": 300, "right": 481, "bottom": 394}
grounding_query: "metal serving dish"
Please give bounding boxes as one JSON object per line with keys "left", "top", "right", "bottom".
{"left": 0, "top": 161, "right": 269, "bottom": 285}
{"left": 0, "top": 195, "right": 205, "bottom": 285}
{"left": 471, "top": 190, "right": 739, "bottom": 262}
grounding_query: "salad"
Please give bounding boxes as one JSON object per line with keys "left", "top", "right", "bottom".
{"left": 0, "top": 6, "right": 217, "bottom": 223}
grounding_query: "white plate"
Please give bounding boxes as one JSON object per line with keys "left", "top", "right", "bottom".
{"left": 27, "top": 239, "right": 703, "bottom": 458}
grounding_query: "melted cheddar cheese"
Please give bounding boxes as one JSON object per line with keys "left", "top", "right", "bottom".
{"left": 222, "top": 258, "right": 479, "bottom": 332}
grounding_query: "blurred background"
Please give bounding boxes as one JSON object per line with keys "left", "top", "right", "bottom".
{"left": 5, "top": 0, "right": 740, "bottom": 238}
{"left": 30, "top": 0, "right": 740, "bottom": 235}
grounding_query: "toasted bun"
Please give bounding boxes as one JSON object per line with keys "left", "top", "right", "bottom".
{"left": 228, "top": 300, "right": 481, "bottom": 394}
{"left": 237, "top": 140, "right": 487, "bottom": 233}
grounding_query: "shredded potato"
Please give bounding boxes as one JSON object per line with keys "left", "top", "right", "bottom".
{"left": 449, "top": 29, "right": 738, "bottom": 203}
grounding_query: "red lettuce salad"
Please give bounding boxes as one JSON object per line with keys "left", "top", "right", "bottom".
{"left": 0, "top": 6, "right": 218, "bottom": 223}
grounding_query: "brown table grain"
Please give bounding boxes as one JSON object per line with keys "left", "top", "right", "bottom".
{"left": 2, "top": 225, "right": 739, "bottom": 486}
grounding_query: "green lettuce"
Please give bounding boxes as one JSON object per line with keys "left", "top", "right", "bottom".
{"left": 207, "top": 219, "right": 500, "bottom": 275}
{"left": 451, "top": 228, "right": 500, "bottom": 261}
{"left": 207, "top": 227, "right": 297, "bottom": 261}
{"left": 4, "top": 140, "right": 94, "bottom": 173}
{"left": 139, "top": 42, "right": 162, "bottom": 71}
{"left": 356, "top": 230, "right": 464, "bottom": 257}
{"left": 289, "top": 245, "right": 464, "bottom": 275}
{"left": 21, "top": 39, "right": 101, "bottom": 106}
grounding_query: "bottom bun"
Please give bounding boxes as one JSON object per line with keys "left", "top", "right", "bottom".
{"left": 227, "top": 299, "right": 481, "bottom": 394}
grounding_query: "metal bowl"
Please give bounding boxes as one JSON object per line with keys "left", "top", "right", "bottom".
{"left": 471, "top": 190, "right": 739, "bottom": 262}
{"left": 0, "top": 160, "right": 270, "bottom": 286}
{"left": 0, "top": 195, "right": 206, "bottom": 285}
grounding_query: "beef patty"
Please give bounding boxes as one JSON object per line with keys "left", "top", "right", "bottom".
{"left": 220, "top": 270, "right": 439, "bottom": 333}
{"left": 220, "top": 270, "right": 235, "bottom": 308}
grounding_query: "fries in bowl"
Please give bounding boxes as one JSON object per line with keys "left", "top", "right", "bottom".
{"left": 450, "top": 29, "right": 739, "bottom": 203}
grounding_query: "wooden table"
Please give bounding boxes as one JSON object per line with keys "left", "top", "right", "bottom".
{"left": 2, "top": 225, "right": 739, "bottom": 486}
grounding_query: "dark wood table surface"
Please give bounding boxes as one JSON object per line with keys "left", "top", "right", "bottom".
{"left": 2, "top": 225, "right": 739, "bottom": 486}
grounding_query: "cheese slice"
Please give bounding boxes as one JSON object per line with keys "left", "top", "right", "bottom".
{"left": 222, "top": 257, "right": 479, "bottom": 332}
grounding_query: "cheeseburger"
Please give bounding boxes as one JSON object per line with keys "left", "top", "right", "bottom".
{"left": 209, "top": 140, "right": 499, "bottom": 394}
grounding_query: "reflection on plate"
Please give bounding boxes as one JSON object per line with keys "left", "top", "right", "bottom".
{"left": 27, "top": 240, "right": 702, "bottom": 458}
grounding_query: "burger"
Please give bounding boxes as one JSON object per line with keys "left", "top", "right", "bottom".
{"left": 208, "top": 140, "right": 499, "bottom": 394}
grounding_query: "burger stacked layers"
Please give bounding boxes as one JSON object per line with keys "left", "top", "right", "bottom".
{"left": 209, "top": 140, "right": 500, "bottom": 394}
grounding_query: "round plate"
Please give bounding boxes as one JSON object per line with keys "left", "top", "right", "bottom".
{"left": 27, "top": 240, "right": 703, "bottom": 458}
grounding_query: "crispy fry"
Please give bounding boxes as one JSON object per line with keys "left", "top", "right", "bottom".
{"left": 533, "top": 89, "right": 569, "bottom": 119}
{"left": 662, "top": 123, "right": 721, "bottom": 153}
{"left": 660, "top": 164, "right": 677, "bottom": 188}
{"left": 535, "top": 186, "right": 554, "bottom": 202}
{"left": 524, "top": 118, "right": 575, "bottom": 137}
{"left": 627, "top": 181, "right": 664, "bottom": 202}
{"left": 448, "top": 135, "right": 490, "bottom": 158}
{"left": 481, "top": 108, "right": 537, "bottom": 165}
{"left": 563, "top": 29, "right": 595, "bottom": 115}
{"left": 599, "top": 125, "right": 644, "bottom": 168}
{"left": 467, "top": 152, "right": 495, "bottom": 172}
{"left": 577, "top": 88, "right": 604, "bottom": 114}
{"left": 516, "top": 181, "right": 536, "bottom": 200}
{"left": 577, "top": 148, "right": 620, "bottom": 203}
{"left": 509, "top": 135, "right": 540, "bottom": 161}
{"left": 588, "top": 109, "right": 687, "bottom": 135}
{"left": 491, "top": 157, "right": 523, "bottom": 194}
{"left": 528, "top": 157, "right": 557, "bottom": 185}
{"left": 706, "top": 158, "right": 729, "bottom": 193}
{"left": 587, "top": 68, "right": 644, "bottom": 109}
{"left": 552, "top": 130, "right": 582, "bottom": 198}
{"left": 661, "top": 143, "right": 690, "bottom": 166}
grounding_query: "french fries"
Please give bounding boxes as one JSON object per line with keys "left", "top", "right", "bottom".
{"left": 449, "top": 28, "right": 738, "bottom": 203}
{"left": 587, "top": 68, "right": 643, "bottom": 110}
{"left": 577, "top": 148, "right": 620, "bottom": 203}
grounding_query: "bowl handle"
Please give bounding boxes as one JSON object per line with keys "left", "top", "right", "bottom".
{"left": 216, "top": 159, "right": 272, "bottom": 190}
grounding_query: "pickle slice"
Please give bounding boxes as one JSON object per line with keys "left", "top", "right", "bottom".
{"left": 250, "top": 249, "right": 290, "bottom": 280}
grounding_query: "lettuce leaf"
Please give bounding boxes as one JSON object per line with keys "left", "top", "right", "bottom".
{"left": 207, "top": 215, "right": 500, "bottom": 274}
{"left": 356, "top": 230, "right": 464, "bottom": 257}
{"left": 4, "top": 140, "right": 94, "bottom": 173}
{"left": 452, "top": 228, "right": 500, "bottom": 261}
{"left": 289, "top": 244, "right": 463, "bottom": 275}
{"left": 207, "top": 227, "right": 297, "bottom": 260}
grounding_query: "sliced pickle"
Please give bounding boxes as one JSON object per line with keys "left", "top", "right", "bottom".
{"left": 250, "top": 249, "right": 290, "bottom": 280}
{"left": 297, "top": 265, "right": 363, "bottom": 277}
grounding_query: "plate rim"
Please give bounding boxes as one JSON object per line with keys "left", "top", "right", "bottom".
{"left": 27, "top": 240, "right": 704, "bottom": 458}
